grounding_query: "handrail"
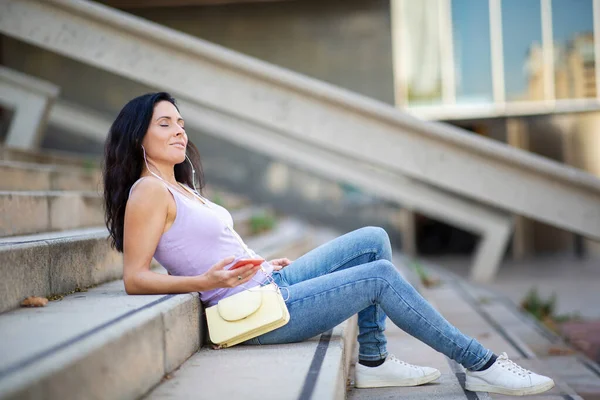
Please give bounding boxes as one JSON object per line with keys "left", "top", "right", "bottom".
{"left": 40, "top": 0, "right": 600, "bottom": 192}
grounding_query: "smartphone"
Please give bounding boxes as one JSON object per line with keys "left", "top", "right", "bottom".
{"left": 230, "top": 258, "right": 265, "bottom": 270}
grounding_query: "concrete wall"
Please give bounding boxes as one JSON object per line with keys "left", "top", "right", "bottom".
{"left": 128, "top": 0, "right": 395, "bottom": 105}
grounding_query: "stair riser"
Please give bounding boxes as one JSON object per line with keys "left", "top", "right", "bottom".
{"left": 0, "top": 193, "right": 104, "bottom": 236}
{"left": 0, "top": 235, "right": 121, "bottom": 313}
{"left": 0, "top": 165, "right": 102, "bottom": 191}
{"left": 2, "top": 306, "right": 169, "bottom": 400}
{"left": 0, "top": 226, "right": 312, "bottom": 399}
{"left": 0, "top": 147, "right": 100, "bottom": 169}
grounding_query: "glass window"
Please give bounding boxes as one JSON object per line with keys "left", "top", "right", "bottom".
{"left": 399, "top": 0, "right": 443, "bottom": 106}
{"left": 451, "top": 0, "right": 494, "bottom": 104}
{"left": 552, "top": 0, "right": 596, "bottom": 99}
{"left": 502, "top": 0, "right": 544, "bottom": 101}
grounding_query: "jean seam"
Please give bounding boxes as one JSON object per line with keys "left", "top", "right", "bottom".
{"left": 286, "top": 276, "right": 482, "bottom": 363}
{"left": 286, "top": 277, "right": 381, "bottom": 307}
{"left": 468, "top": 349, "right": 492, "bottom": 371}
{"left": 380, "top": 277, "right": 485, "bottom": 362}
{"left": 375, "top": 304, "right": 385, "bottom": 358}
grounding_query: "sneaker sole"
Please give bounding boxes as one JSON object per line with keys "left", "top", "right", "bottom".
{"left": 465, "top": 379, "right": 555, "bottom": 396}
{"left": 355, "top": 369, "right": 441, "bottom": 388}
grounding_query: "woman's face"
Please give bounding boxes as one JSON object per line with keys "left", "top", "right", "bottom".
{"left": 141, "top": 100, "right": 188, "bottom": 165}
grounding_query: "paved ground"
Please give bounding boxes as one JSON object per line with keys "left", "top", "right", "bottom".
{"left": 423, "top": 254, "right": 600, "bottom": 320}
{"left": 345, "top": 253, "right": 600, "bottom": 400}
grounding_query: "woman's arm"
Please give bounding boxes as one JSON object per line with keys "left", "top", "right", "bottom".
{"left": 122, "top": 178, "right": 260, "bottom": 295}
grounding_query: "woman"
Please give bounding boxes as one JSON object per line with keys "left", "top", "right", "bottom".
{"left": 103, "top": 92, "right": 554, "bottom": 396}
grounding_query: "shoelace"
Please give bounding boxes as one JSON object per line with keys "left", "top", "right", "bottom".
{"left": 388, "top": 354, "right": 420, "bottom": 370}
{"left": 496, "top": 352, "right": 532, "bottom": 377}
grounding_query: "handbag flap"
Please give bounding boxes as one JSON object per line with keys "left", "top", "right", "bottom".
{"left": 217, "top": 289, "right": 262, "bottom": 321}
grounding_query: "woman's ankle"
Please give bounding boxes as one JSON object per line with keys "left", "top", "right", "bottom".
{"left": 358, "top": 357, "right": 386, "bottom": 368}
{"left": 472, "top": 354, "right": 498, "bottom": 371}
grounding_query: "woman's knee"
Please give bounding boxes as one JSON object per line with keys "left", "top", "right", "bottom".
{"left": 371, "top": 259, "right": 398, "bottom": 279}
{"left": 359, "top": 226, "right": 392, "bottom": 261}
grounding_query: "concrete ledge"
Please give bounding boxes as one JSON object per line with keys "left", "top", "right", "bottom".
{"left": 0, "top": 219, "right": 317, "bottom": 400}
{"left": 145, "top": 316, "right": 358, "bottom": 400}
{"left": 0, "top": 191, "right": 104, "bottom": 236}
{"left": 0, "top": 282, "right": 181, "bottom": 400}
{"left": 0, "top": 228, "right": 121, "bottom": 314}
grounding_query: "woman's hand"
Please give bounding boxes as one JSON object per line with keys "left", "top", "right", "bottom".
{"left": 269, "top": 258, "right": 292, "bottom": 271}
{"left": 204, "top": 256, "right": 262, "bottom": 289}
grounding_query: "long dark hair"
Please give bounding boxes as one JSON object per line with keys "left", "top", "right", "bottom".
{"left": 103, "top": 92, "right": 204, "bottom": 252}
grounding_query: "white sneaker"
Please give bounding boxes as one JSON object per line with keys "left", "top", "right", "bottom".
{"left": 465, "top": 352, "right": 555, "bottom": 396}
{"left": 355, "top": 354, "right": 441, "bottom": 388}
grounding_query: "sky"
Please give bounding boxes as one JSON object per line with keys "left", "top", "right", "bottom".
{"left": 451, "top": 0, "right": 595, "bottom": 102}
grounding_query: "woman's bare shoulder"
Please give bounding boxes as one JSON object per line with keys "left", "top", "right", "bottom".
{"left": 127, "top": 176, "right": 170, "bottom": 208}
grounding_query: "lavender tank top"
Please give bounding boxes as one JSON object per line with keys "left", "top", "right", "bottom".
{"left": 129, "top": 177, "right": 274, "bottom": 307}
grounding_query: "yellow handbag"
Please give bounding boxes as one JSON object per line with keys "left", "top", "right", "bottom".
{"left": 205, "top": 283, "right": 290, "bottom": 348}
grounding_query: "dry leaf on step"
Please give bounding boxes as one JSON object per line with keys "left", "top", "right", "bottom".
{"left": 21, "top": 296, "right": 49, "bottom": 307}
{"left": 547, "top": 345, "right": 576, "bottom": 356}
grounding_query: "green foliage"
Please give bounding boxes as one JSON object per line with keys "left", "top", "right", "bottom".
{"left": 211, "top": 192, "right": 226, "bottom": 208}
{"left": 82, "top": 159, "right": 97, "bottom": 175}
{"left": 521, "top": 287, "right": 557, "bottom": 321}
{"left": 410, "top": 260, "right": 440, "bottom": 288}
{"left": 249, "top": 211, "right": 276, "bottom": 235}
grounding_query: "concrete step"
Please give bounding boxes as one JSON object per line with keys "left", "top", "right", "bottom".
{"left": 0, "top": 227, "right": 121, "bottom": 314}
{"left": 0, "top": 191, "right": 104, "bottom": 237}
{"left": 0, "top": 146, "right": 100, "bottom": 169}
{"left": 0, "top": 160, "right": 102, "bottom": 192}
{"left": 0, "top": 187, "right": 273, "bottom": 237}
{"left": 420, "top": 263, "right": 600, "bottom": 399}
{"left": 347, "top": 315, "right": 491, "bottom": 400}
{"left": 0, "top": 218, "right": 317, "bottom": 400}
{"left": 0, "top": 203, "right": 297, "bottom": 314}
{"left": 145, "top": 316, "right": 357, "bottom": 400}
{"left": 0, "top": 186, "right": 274, "bottom": 236}
{"left": 0, "top": 159, "right": 253, "bottom": 213}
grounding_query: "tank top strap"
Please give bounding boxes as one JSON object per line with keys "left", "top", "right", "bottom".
{"left": 128, "top": 176, "right": 183, "bottom": 199}
{"left": 128, "top": 176, "right": 150, "bottom": 198}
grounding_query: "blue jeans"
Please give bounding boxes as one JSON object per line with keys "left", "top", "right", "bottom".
{"left": 243, "top": 226, "right": 492, "bottom": 371}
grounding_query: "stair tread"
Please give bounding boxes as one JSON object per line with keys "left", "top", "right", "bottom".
{"left": 0, "top": 227, "right": 108, "bottom": 245}
{"left": 0, "top": 276, "right": 172, "bottom": 377}
{"left": 0, "top": 218, "right": 316, "bottom": 398}
{"left": 145, "top": 318, "right": 354, "bottom": 400}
